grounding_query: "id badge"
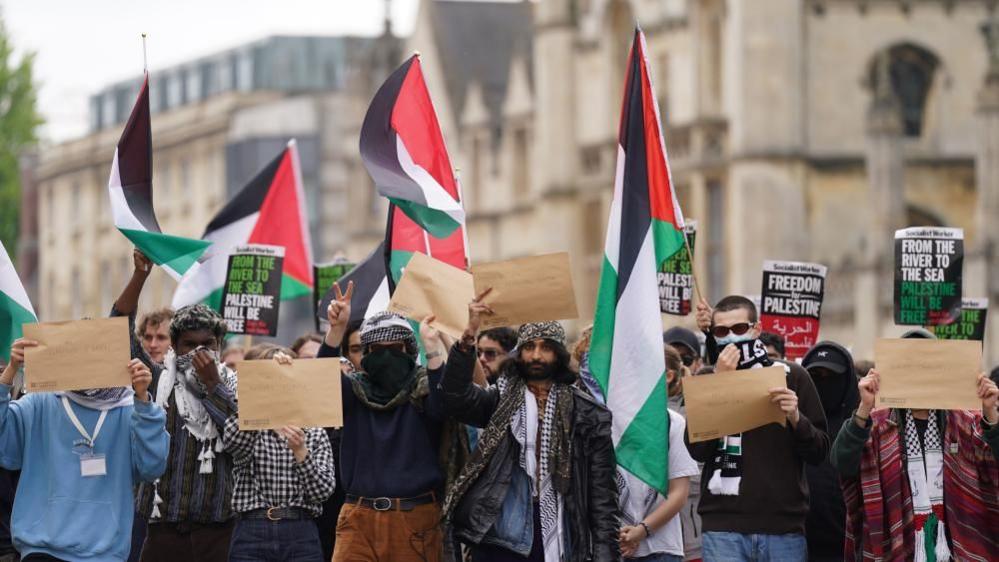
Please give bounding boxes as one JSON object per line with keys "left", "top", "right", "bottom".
{"left": 80, "top": 453, "right": 107, "bottom": 477}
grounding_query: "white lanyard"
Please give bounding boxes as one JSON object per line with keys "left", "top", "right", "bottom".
{"left": 61, "top": 396, "right": 108, "bottom": 448}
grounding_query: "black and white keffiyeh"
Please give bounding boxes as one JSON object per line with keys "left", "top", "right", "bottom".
{"left": 359, "top": 312, "right": 418, "bottom": 356}
{"left": 903, "top": 410, "right": 950, "bottom": 562}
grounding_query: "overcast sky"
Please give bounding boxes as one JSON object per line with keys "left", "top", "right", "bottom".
{"left": 1, "top": 0, "right": 419, "bottom": 143}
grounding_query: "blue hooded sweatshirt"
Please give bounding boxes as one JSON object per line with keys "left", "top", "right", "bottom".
{"left": 0, "top": 384, "right": 168, "bottom": 561}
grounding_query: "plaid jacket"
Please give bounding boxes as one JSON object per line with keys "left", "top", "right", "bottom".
{"left": 840, "top": 409, "right": 999, "bottom": 561}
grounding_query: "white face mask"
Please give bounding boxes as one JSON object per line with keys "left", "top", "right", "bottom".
{"left": 715, "top": 333, "right": 754, "bottom": 347}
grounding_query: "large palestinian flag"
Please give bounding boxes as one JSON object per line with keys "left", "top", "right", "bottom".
{"left": 359, "top": 54, "right": 465, "bottom": 239}
{"left": 172, "top": 141, "right": 313, "bottom": 310}
{"left": 590, "top": 29, "right": 687, "bottom": 494}
{"left": 317, "top": 203, "right": 468, "bottom": 329}
{"left": 107, "top": 75, "right": 210, "bottom": 280}
{"left": 0, "top": 242, "right": 36, "bottom": 363}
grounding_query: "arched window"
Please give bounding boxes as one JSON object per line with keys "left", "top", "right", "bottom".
{"left": 868, "top": 44, "right": 940, "bottom": 137}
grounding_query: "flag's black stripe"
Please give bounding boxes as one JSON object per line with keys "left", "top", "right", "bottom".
{"left": 616, "top": 31, "right": 653, "bottom": 302}
{"left": 316, "top": 241, "right": 387, "bottom": 331}
{"left": 118, "top": 79, "right": 161, "bottom": 233}
{"left": 384, "top": 203, "right": 398, "bottom": 294}
{"left": 202, "top": 148, "right": 285, "bottom": 235}
{"left": 358, "top": 56, "right": 430, "bottom": 208}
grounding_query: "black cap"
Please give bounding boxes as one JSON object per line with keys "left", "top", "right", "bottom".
{"left": 663, "top": 327, "right": 700, "bottom": 358}
{"left": 802, "top": 344, "right": 850, "bottom": 375}
{"left": 901, "top": 328, "right": 936, "bottom": 339}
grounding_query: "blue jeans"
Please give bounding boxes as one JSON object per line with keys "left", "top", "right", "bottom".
{"left": 702, "top": 532, "right": 807, "bottom": 562}
{"left": 630, "top": 554, "right": 683, "bottom": 562}
{"left": 228, "top": 518, "right": 323, "bottom": 562}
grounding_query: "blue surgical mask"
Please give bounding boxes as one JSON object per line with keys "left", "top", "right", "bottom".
{"left": 715, "top": 333, "right": 754, "bottom": 347}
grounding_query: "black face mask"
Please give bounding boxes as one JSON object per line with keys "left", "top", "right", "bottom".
{"left": 811, "top": 371, "right": 850, "bottom": 416}
{"left": 359, "top": 348, "right": 417, "bottom": 404}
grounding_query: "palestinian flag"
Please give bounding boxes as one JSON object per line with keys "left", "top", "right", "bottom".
{"left": 0, "top": 242, "right": 36, "bottom": 363}
{"left": 359, "top": 54, "right": 465, "bottom": 239}
{"left": 172, "top": 140, "right": 313, "bottom": 310}
{"left": 107, "top": 75, "right": 210, "bottom": 279}
{"left": 589, "top": 29, "right": 687, "bottom": 494}
{"left": 317, "top": 203, "right": 468, "bottom": 330}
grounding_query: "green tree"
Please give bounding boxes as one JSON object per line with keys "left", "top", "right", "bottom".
{"left": 0, "top": 16, "right": 42, "bottom": 259}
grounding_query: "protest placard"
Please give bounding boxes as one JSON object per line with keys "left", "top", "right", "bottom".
{"left": 23, "top": 318, "right": 131, "bottom": 392}
{"left": 682, "top": 366, "right": 787, "bottom": 443}
{"left": 930, "top": 298, "right": 987, "bottom": 341}
{"left": 237, "top": 358, "right": 343, "bottom": 430}
{"left": 313, "top": 260, "right": 355, "bottom": 331}
{"left": 894, "top": 227, "right": 963, "bottom": 326}
{"left": 759, "top": 260, "right": 827, "bottom": 360}
{"left": 471, "top": 253, "right": 579, "bottom": 329}
{"left": 221, "top": 244, "right": 285, "bottom": 337}
{"left": 875, "top": 338, "right": 980, "bottom": 410}
{"left": 388, "top": 252, "right": 474, "bottom": 338}
{"left": 658, "top": 221, "right": 697, "bottom": 316}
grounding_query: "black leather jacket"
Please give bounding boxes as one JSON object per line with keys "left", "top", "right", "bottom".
{"left": 441, "top": 344, "right": 621, "bottom": 562}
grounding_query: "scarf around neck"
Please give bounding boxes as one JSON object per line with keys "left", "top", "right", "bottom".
{"left": 903, "top": 410, "right": 950, "bottom": 562}
{"left": 62, "top": 387, "right": 134, "bottom": 410}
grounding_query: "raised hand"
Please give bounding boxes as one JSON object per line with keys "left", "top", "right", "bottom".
{"left": 129, "top": 359, "right": 153, "bottom": 401}
{"left": 324, "top": 281, "right": 354, "bottom": 348}
{"left": 277, "top": 425, "right": 309, "bottom": 463}
{"left": 192, "top": 348, "right": 221, "bottom": 390}
{"left": 695, "top": 297, "right": 713, "bottom": 333}
{"left": 715, "top": 344, "right": 740, "bottom": 372}
{"left": 463, "top": 288, "right": 495, "bottom": 343}
{"left": 273, "top": 351, "right": 294, "bottom": 366}
{"left": 978, "top": 372, "right": 999, "bottom": 425}
{"left": 769, "top": 387, "right": 800, "bottom": 426}
{"left": 133, "top": 249, "right": 153, "bottom": 275}
{"left": 2, "top": 338, "right": 38, "bottom": 385}
{"left": 857, "top": 369, "right": 880, "bottom": 420}
{"left": 420, "top": 315, "right": 442, "bottom": 345}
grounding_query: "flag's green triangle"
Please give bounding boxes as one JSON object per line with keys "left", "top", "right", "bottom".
{"left": 0, "top": 292, "right": 37, "bottom": 363}
{"left": 118, "top": 228, "right": 212, "bottom": 277}
{"left": 389, "top": 198, "right": 462, "bottom": 239}
{"left": 279, "top": 274, "right": 311, "bottom": 300}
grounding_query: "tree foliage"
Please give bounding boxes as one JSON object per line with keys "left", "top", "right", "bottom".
{"left": 0, "top": 16, "right": 42, "bottom": 258}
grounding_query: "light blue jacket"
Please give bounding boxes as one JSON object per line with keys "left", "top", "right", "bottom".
{"left": 0, "top": 384, "right": 168, "bottom": 561}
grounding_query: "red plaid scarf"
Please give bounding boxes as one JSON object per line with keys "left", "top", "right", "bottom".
{"left": 842, "top": 410, "right": 999, "bottom": 561}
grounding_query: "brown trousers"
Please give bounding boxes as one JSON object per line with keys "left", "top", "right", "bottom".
{"left": 332, "top": 502, "right": 443, "bottom": 562}
{"left": 139, "top": 520, "right": 234, "bottom": 562}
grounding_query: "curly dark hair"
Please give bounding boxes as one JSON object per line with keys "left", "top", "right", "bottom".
{"left": 511, "top": 343, "right": 576, "bottom": 385}
{"left": 478, "top": 327, "right": 518, "bottom": 353}
{"left": 169, "top": 304, "right": 227, "bottom": 346}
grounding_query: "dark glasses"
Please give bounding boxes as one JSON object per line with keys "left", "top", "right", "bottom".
{"left": 678, "top": 353, "right": 695, "bottom": 367}
{"left": 710, "top": 322, "right": 754, "bottom": 339}
{"left": 477, "top": 349, "right": 501, "bottom": 360}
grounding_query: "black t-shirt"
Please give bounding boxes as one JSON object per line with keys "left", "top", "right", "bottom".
{"left": 913, "top": 416, "right": 929, "bottom": 451}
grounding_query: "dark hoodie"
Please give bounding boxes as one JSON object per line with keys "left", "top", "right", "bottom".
{"left": 802, "top": 341, "right": 859, "bottom": 562}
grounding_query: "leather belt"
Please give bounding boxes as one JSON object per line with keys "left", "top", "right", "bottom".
{"left": 241, "top": 507, "right": 311, "bottom": 521}
{"left": 345, "top": 492, "right": 436, "bottom": 512}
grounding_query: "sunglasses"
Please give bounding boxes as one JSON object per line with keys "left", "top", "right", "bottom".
{"left": 678, "top": 353, "right": 695, "bottom": 367}
{"left": 710, "top": 322, "right": 755, "bottom": 339}
{"left": 477, "top": 349, "right": 502, "bottom": 361}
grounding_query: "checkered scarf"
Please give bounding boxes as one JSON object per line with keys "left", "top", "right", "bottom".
{"left": 903, "top": 410, "right": 950, "bottom": 562}
{"left": 359, "top": 312, "right": 418, "bottom": 357}
{"left": 515, "top": 321, "right": 566, "bottom": 350}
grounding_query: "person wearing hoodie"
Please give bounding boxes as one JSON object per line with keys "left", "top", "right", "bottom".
{"left": 0, "top": 337, "right": 169, "bottom": 562}
{"left": 801, "top": 342, "right": 859, "bottom": 562}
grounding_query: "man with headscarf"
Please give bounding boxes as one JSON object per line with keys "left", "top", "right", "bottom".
{"left": 317, "top": 282, "right": 457, "bottom": 562}
{"left": 440, "top": 289, "right": 620, "bottom": 562}
{"left": 830, "top": 345, "right": 999, "bottom": 560}
{"left": 0, "top": 336, "right": 168, "bottom": 561}
{"left": 801, "top": 341, "right": 859, "bottom": 562}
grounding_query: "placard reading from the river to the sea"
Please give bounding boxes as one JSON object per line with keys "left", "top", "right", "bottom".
{"left": 759, "top": 260, "right": 827, "bottom": 361}
{"left": 236, "top": 358, "right": 343, "bottom": 430}
{"left": 23, "top": 318, "right": 131, "bottom": 392}
{"left": 894, "top": 227, "right": 963, "bottom": 326}
{"left": 221, "top": 244, "right": 285, "bottom": 337}
{"left": 658, "top": 221, "right": 697, "bottom": 316}
{"left": 930, "top": 298, "right": 988, "bottom": 341}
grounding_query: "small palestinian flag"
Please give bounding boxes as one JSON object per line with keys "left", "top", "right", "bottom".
{"left": 590, "top": 28, "right": 687, "bottom": 494}
{"left": 359, "top": 54, "right": 465, "bottom": 238}
{"left": 107, "top": 75, "right": 210, "bottom": 279}
{"left": 0, "top": 242, "right": 36, "bottom": 363}
{"left": 172, "top": 140, "right": 314, "bottom": 310}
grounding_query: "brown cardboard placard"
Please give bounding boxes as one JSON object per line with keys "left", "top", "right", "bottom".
{"left": 471, "top": 253, "right": 579, "bottom": 329}
{"left": 875, "top": 338, "right": 981, "bottom": 411}
{"left": 387, "top": 252, "right": 474, "bottom": 338}
{"left": 682, "top": 366, "right": 788, "bottom": 443}
{"left": 23, "top": 317, "right": 131, "bottom": 392}
{"left": 237, "top": 358, "right": 343, "bottom": 430}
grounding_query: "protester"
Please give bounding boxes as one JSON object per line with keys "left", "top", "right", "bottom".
{"left": 830, "top": 368, "right": 999, "bottom": 560}
{"left": 801, "top": 341, "right": 859, "bottom": 562}
{"left": 0, "top": 337, "right": 169, "bottom": 562}
{"left": 663, "top": 326, "right": 703, "bottom": 376}
{"left": 319, "top": 282, "right": 462, "bottom": 562}
{"left": 0, "top": 468, "right": 16, "bottom": 562}
{"left": 441, "top": 289, "right": 621, "bottom": 562}
{"left": 757, "top": 332, "right": 785, "bottom": 361}
{"left": 339, "top": 319, "right": 363, "bottom": 374}
{"left": 617, "top": 345, "right": 699, "bottom": 562}
{"left": 290, "top": 333, "right": 324, "bottom": 360}
{"left": 477, "top": 327, "right": 517, "bottom": 385}
{"left": 132, "top": 304, "right": 240, "bottom": 562}
{"left": 137, "top": 308, "right": 174, "bottom": 365}
{"left": 223, "top": 345, "right": 336, "bottom": 562}
{"left": 688, "top": 295, "right": 828, "bottom": 561}
{"left": 572, "top": 325, "right": 606, "bottom": 403}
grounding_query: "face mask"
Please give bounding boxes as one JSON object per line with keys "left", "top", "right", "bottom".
{"left": 359, "top": 348, "right": 417, "bottom": 404}
{"left": 176, "top": 346, "right": 219, "bottom": 373}
{"left": 715, "top": 333, "right": 754, "bottom": 347}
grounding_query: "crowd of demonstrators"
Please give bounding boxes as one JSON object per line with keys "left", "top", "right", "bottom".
{"left": 6, "top": 245, "right": 999, "bottom": 562}
{"left": 689, "top": 296, "right": 829, "bottom": 561}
